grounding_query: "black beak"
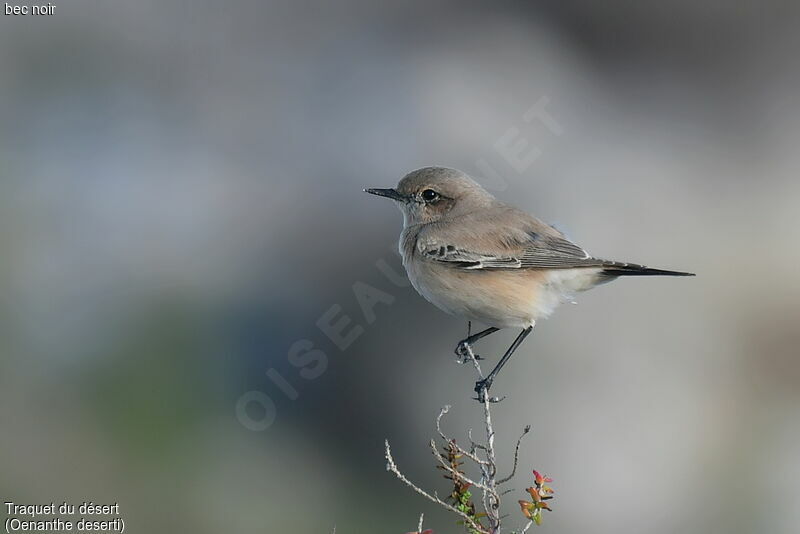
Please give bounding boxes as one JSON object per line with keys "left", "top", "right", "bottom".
{"left": 363, "top": 188, "right": 405, "bottom": 201}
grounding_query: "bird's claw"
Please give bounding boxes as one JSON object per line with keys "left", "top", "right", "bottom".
{"left": 474, "top": 377, "right": 491, "bottom": 393}
{"left": 473, "top": 378, "right": 503, "bottom": 403}
{"left": 472, "top": 394, "right": 505, "bottom": 404}
{"left": 455, "top": 341, "right": 483, "bottom": 363}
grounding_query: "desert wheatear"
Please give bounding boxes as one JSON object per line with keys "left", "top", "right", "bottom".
{"left": 365, "top": 167, "right": 693, "bottom": 400}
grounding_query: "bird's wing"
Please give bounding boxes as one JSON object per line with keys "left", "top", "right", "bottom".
{"left": 417, "top": 206, "right": 603, "bottom": 271}
{"left": 418, "top": 244, "right": 523, "bottom": 269}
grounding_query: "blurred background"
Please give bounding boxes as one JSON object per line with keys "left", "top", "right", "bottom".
{"left": 2, "top": 1, "right": 799, "bottom": 532}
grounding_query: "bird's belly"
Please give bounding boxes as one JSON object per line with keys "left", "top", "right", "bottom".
{"left": 405, "top": 262, "right": 603, "bottom": 327}
{"left": 405, "top": 262, "right": 540, "bottom": 327}
{"left": 537, "top": 267, "right": 603, "bottom": 314}
{"left": 543, "top": 268, "right": 603, "bottom": 295}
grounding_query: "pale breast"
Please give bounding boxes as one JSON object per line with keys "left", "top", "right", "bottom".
{"left": 402, "top": 251, "right": 546, "bottom": 328}
{"left": 400, "top": 227, "right": 603, "bottom": 327}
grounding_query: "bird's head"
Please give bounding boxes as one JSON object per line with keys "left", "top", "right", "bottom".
{"left": 365, "top": 167, "right": 495, "bottom": 226}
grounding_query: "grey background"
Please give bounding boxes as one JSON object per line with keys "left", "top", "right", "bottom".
{"left": 2, "top": 1, "right": 799, "bottom": 533}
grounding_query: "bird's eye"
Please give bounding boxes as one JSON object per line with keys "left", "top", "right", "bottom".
{"left": 421, "top": 189, "right": 439, "bottom": 202}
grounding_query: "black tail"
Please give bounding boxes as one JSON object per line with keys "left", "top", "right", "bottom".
{"left": 600, "top": 261, "right": 695, "bottom": 277}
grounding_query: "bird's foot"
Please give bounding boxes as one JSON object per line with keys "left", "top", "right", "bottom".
{"left": 473, "top": 378, "right": 504, "bottom": 403}
{"left": 454, "top": 340, "right": 483, "bottom": 363}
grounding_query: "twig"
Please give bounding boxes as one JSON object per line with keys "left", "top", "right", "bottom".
{"left": 465, "top": 343, "right": 486, "bottom": 380}
{"left": 437, "top": 406, "right": 490, "bottom": 466}
{"left": 498, "top": 425, "right": 531, "bottom": 485}
{"left": 461, "top": 342, "right": 503, "bottom": 531}
{"left": 385, "top": 333, "right": 540, "bottom": 533}
{"left": 429, "top": 439, "right": 493, "bottom": 493}
{"left": 467, "top": 428, "right": 489, "bottom": 454}
{"left": 416, "top": 513, "right": 424, "bottom": 533}
{"left": 481, "top": 393, "right": 501, "bottom": 530}
{"left": 385, "top": 440, "right": 489, "bottom": 534}
{"left": 435, "top": 405, "right": 451, "bottom": 442}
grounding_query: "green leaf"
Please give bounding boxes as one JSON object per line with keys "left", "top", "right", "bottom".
{"left": 533, "top": 510, "right": 543, "bottom": 525}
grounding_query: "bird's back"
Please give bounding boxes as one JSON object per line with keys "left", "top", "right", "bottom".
{"left": 399, "top": 204, "right": 595, "bottom": 327}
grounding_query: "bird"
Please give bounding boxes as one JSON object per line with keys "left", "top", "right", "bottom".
{"left": 364, "top": 166, "right": 694, "bottom": 401}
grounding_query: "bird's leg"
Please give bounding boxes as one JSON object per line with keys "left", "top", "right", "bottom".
{"left": 474, "top": 325, "right": 533, "bottom": 402}
{"left": 454, "top": 325, "right": 499, "bottom": 362}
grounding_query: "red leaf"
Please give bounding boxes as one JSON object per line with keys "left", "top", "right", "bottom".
{"left": 518, "top": 500, "right": 534, "bottom": 519}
